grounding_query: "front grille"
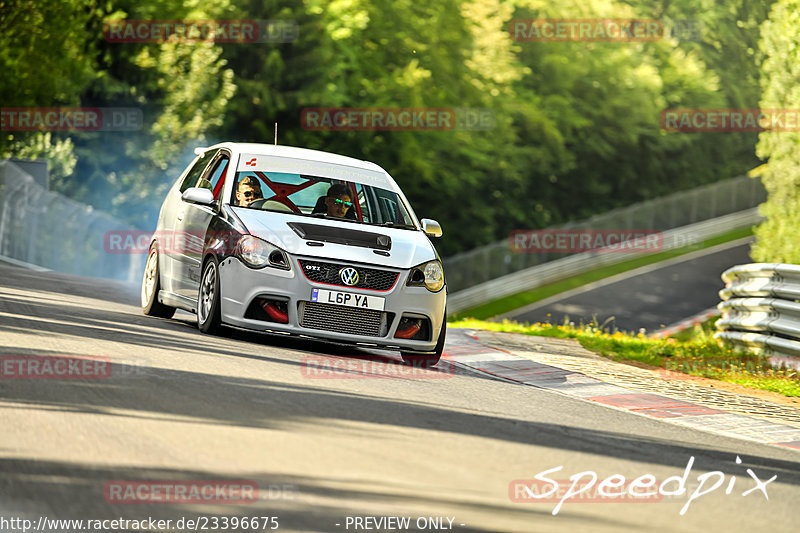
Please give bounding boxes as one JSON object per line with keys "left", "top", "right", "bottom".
{"left": 298, "top": 301, "right": 387, "bottom": 337}
{"left": 298, "top": 260, "right": 399, "bottom": 291}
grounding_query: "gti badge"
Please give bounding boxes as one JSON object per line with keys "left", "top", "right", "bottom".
{"left": 339, "top": 267, "right": 359, "bottom": 286}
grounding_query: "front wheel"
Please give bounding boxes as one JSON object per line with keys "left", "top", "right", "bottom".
{"left": 141, "top": 245, "right": 176, "bottom": 318}
{"left": 401, "top": 317, "right": 446, "bottom": 367}
{"left": 198, "top": 256, "right": 225, "bottom": 335}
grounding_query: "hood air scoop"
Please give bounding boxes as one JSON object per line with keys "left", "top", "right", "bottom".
{"left": 287, "top": 222, "right": 392, "bottom": 251}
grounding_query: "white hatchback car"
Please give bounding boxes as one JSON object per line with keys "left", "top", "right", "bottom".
{"left": 141, "top": 143, "right": 447, "bottom": 365}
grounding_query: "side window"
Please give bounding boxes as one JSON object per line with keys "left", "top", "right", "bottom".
{"left": 373, "top": 188, "right": 411, "bottom": 224}
{"left": 179, "top": 151, "right": 215, "bottom": 193}
{"left": 201, "top": 156, "right": 230, "bottom": 199}
{"left": 380, "top": 197, "right": 398, "bottom": 222}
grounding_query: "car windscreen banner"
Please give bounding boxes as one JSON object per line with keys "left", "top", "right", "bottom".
{"left": 237, "top": 154, "right": 391, "bottom": 189}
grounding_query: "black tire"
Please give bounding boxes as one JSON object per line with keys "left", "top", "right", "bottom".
{"left": 197, "top": 255, "right": 225, "bottom": 335}
{"left": 401, "top": 316, "right": 446, "bottom": 367}
{"left": 141, "top": 245, "right": 176, "bottom": 319}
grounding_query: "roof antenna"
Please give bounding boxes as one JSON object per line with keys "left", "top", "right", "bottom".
{"left": 274, "top": 122, "right": 278, "bottom": 146}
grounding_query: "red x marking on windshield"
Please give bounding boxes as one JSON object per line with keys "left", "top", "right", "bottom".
{"left": 254, "top": 171, "right": 318, "bottom": 212}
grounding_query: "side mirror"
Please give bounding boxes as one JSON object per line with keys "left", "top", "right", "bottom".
{"left": 421, "top": 218, "right": 443, "bottom": 238}
{"left": 181, "top": 187, "right": 215, "bottom": 206}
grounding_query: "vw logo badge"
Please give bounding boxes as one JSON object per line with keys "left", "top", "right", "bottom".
{"left": 339, "top": 267, "right": 359, "bottom": 286}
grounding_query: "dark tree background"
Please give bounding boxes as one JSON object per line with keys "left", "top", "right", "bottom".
{"left": 2, "top": 0, "right": 784, "bottom": 257}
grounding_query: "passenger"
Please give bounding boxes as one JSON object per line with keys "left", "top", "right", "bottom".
{"left": 236, "top": 176, "right": 263, "bottom": 207}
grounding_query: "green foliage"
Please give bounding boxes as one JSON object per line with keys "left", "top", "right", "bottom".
{"left": 0, "top": 0, "right": 780, "bottom": 253}
{"left": 1, "top": 133, "right": 77, "bottom": 190}
{"left": 217, "top": 0, "right": 529, "bottom": 253}
{"left": 0, "top": 0, "right": 100, "bottom": 193}
{"left": 68, "top": 0, "right": 237, "bottom": 225}
{"left": 0, "top": 0, "right": 99, "bottom": 107}
{"left": 507, "top": 0, "right": 765, "bottom": 224}
{"left": 751, "top": 0, "right": 800, "bottom": 263}
{"left": 214, "top": 0, "right": 769, "bottom": 255}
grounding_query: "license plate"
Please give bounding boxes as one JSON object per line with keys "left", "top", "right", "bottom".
{"left": 311, "top": 288, "right": 385, "bottom": 311}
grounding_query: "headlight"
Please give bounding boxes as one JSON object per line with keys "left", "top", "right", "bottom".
{"left": 237, "top": 235, "right": 290, "bottom": 270}
{"left": 407, "top": 260, "right": 445, "bottom": 292}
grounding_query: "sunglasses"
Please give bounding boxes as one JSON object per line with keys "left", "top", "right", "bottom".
{"left": 242, "top": 191, "right": 259, "bottom": 198}
{"left": 333, "top": 198, "right": 353, "bottom": 208}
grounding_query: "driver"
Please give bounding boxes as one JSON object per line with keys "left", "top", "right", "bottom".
{"left": 236, "top": 176, "right": 263, "bottom": 207}
{"left": 324, "top": 184, "right": 354, "bottom": 218}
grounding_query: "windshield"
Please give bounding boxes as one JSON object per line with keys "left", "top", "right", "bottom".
{"left": 231, "top": 170, "right": 416, "bottom": 229}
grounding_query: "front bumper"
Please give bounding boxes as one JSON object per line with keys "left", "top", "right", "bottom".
{"left": 218, "top": 254, "right": 446, "bottom": 352}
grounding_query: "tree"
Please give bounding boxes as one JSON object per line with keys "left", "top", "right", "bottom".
{"left": 751, "top": 0, "right": 800, "bottom": 263}
{"left": 0, "top": 0, "right": 99, "bottom": 188}
{"left": 69, "top": 0, "right": 237, "bottom": 228}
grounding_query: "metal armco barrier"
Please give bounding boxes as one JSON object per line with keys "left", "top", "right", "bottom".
{"left": 0, "top": 160, "right": 144, "bottom": 282}
{"left": 448, "top": 209, "right": 761, "bottom": 314}
{"left": 716, "top": 263, "right": 800, "bottom": 371}
{"left": 444, "top": 174, "right": 766, "bottom": 293}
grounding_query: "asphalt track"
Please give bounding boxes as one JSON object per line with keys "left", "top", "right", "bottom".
{"left": 503, "top": 238, "right": 754, "bottom": 333}
{"left": 1, "top": 263, "right": 798, "bottom": 533}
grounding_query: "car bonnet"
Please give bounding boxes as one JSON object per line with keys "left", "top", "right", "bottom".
{"left": 231, "top": 208, "right": 438, "bottom": 270}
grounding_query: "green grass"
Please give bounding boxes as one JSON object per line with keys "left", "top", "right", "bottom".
{"left": 449, "top": 318, "right": 800, "bottom": 397}
{"left": 668, "top": 315, "right": 720, "bottom": 342}
{"left": 449, "top": 226, "right": 754, "bottom": 321}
